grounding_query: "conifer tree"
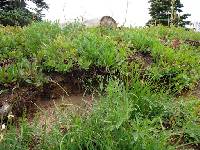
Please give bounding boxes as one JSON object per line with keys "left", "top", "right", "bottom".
{"left": 147, "top": 0, "right": 190, "bottom": 27}
{"left": 0, "top": 0, "right": 48, "bottom": 26}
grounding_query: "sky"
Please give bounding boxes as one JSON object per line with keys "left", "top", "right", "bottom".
{"left": 41, "top": 0, "right": 200, "bottom": 27}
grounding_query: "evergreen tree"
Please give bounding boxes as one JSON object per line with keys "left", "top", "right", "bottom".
{"left": 0, "top": 0, "right": 48, "bottom": 26}
{"left": 147, "top": 0, "right": 191, "bottom": 27}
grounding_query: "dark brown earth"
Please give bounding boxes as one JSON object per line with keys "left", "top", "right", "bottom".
{"left": 127, "top": 51, "right": 153, "bottom": 69}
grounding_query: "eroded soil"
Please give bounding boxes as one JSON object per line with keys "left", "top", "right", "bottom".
{"left": 0, "top": 70, "right": 99, "bottom": 127}
{"left": 29, "top": 93, "right": 95, "bottom": 130}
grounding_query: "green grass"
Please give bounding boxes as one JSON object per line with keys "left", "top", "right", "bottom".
{"left": 0, "top": 22, "right": 200, "bottom": 149}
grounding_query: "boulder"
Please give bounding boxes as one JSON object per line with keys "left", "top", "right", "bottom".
{"left": 100, "top": 16, "right": 117, "bottom": 28}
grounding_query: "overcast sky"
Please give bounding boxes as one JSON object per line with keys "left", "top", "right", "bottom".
{"left": 42, "top": 0, "right": 200, "bottom": 26}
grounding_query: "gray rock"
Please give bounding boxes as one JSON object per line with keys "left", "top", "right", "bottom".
{"left": 83, "top": 18, "right": 100, "bottom": 27}
{"left": 0, "top": 102, "right": 12, "bottom": 118}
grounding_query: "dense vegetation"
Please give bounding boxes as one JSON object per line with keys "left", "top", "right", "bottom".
{"left": 0, "top": 22, "right": 200, "bottom": 149}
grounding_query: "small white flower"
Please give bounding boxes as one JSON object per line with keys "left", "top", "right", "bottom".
{"left": 1, "top": 124, "right": 6, "bottom": 131}
{"left": 7, "top": 113, "right": 14, "bottom": 120}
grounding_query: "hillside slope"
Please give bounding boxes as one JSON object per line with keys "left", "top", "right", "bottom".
{"left": 0, "top": 22, "right": 200, "bottom": 149}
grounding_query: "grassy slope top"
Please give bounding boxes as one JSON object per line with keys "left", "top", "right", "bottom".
{"left": 0, "top": 22, "right": 200, "bottom": 150}
{"left": 0, "top": 22, "right": 200, "bottom": 93}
